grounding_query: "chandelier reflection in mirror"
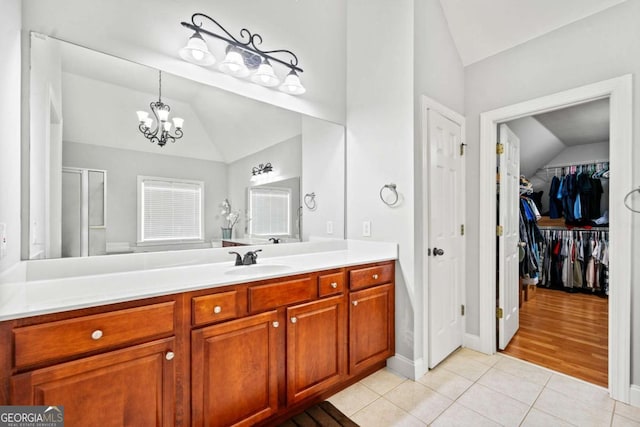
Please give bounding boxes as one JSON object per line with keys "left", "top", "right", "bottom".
{"left": 136, "top": 70, "right": 184, "bottom": 147}
{"left": 179, "top": 13, "right": 305, "bottom": 95}
{"left": 252, "top": 162, "right": 273, "bottom": 176}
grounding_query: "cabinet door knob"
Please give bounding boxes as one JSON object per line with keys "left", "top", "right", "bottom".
{"left": 372, "top": 274, "right": 379, "bottom": 280}
{"left": 330, "top": 282, "right": 338, "bottom": 289}
{"left": 165, "top": 351, "right": 175, "bottom": 361}
{"left": 213, "top": 306, "right": 222, "bottom": 314}
{"left": 272, "top": 321, "right": 279, "bottom": 328}
{"left": 91, "top": 330, "right": 103, "bottom": 340}
{"left": 352, "top": 301, "right": 358, "bottom": 306}
{"left": 290, "top": 317, "right": 297, "bottom": 324}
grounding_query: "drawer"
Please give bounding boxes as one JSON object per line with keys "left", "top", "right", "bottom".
{"left": 248, "top": 277, "right": 315, "bottom": 313}
{"left": 349, "top": 263, "right": 394, "bottom": 290}
{"left": 192, "top": 290, "right": 240, "bottom": 326}
{"left": 318, "top": 272, "right": 345, "bottom": 297}
{"left": 14, "top": 301, "right": 175, "bottom": 369}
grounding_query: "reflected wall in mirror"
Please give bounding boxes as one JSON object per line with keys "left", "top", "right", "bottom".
{"left": 26, "top": 34, "right": 345, "bottom": 259}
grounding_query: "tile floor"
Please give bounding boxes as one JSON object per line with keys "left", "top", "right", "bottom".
{"left": 328, "top": 348, "right": 640, "bottom": 427}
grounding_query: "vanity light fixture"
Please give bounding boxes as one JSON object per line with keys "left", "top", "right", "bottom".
{"left": 179, "top": 13, "right": 305, "bottom": 95}
{"left": 136, "top": 71, "right": 184, "bottom": 147}
{"left": 252, "top": 162, "right": 273, "bottom": 176}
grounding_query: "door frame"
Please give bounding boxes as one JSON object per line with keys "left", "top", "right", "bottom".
{"left": 476, "top": 75, "right": 632, "bottom": 402}
{"left": 421, "top": 95, "right": 466, "bottom": 370}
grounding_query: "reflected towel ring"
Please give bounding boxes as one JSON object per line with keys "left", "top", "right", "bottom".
{"left": 380, "top": 183, "right": 399, "bottom": 206}
{"left": 304, "top": 192, "right": 317, "bottom": 210}
{"left": 624, "top": 187, "right": 640, "bottom": 213}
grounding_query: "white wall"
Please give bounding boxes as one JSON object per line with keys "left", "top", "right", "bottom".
{"left": 0, "top": 0, "right": 22, "bottom": 273}
{"left": 507, "top": 116, "right": 566, "bottom": 178}
{"left": 301, "top": 116, "right": 345, "bottom": 240}
{"left": 464, "top": 1, "right": 640, "bottom": 385}
{"left": 63, "top": 141, "right": 228, "bottom": 248}
{"left": 21, "top": 0, "right": 346, "bottom": 124}
{"left": 546, "top": 141, "right": 609, "bottom": 168}
{"left": 227, "top": 136, "right": 302, "bottom": 239}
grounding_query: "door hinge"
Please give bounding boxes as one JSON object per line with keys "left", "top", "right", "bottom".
{"left": 460, "top": 143, "right": 467, "bottom": 156}
{"left": 496, "top": 307, "right": 504, "bottom": 319}
{"left": 496, "top": 225, "right": 503, "bottom": 236}
{"left": 496, "top": 143, "right": 504, "bottom": 155}
{"left": 461, "top": 305, "right": 465, "bottom": 316}
{"left": 460, "top": 224, "right": 465, "bottom": 236}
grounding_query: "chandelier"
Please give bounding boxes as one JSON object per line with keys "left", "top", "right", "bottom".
{"left": 136, "top": 70, "right": 184, "bottom": 147}
{"left": 179, "top": 13, "right": 305, "bottom": 95}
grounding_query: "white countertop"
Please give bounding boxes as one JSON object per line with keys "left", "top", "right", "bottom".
{"left": 0, "top": 240, "right": 397, "bottom": 321}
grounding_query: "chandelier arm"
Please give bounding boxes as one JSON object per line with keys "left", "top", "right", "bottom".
{"left": 181, "top": 13, "right": 303, "bottom": 73}
{"left": 173, "top": 128, "right": 184, "bottom": 139}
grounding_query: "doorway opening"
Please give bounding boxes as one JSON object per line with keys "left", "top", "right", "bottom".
{"left": 497, "top": 97, "right": 610, "bottom": 387}
{"left": 476, "top": 75, "right": 632, "bottom": 403}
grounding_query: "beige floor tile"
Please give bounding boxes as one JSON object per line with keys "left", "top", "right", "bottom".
{"left": 455, "top": 347, "right": 503, "bottom": 367}
{"left": 546, "top": 374, "right": 614, "bottom": 412}
{"left": 327, "top": 382, "right": 379, "bottom": 417}
{"left": 520, "top": 408, "right": 574, "bottom": 427}
{"left": 616, "top": 402, "right": 640, "bottom": 423}
{"left": 351, "top": 397, "right": 426, "bottom": 427}
{"left": 493, "top": 356, "right": 552, "bottom": 385}
{"left": 533, "top": 387, "right": 613, "bottom": 427}
{"left": 439, "top": 355, "right": 491, "bottom": 381}
{"left": 430, "top": 402, "right": 501, "bottom": 427}
{"left": 456, "top": 383, "right": 529, "bottom": 426}
{"left": 477, "top": 367, "right": 544, "bottom": 405}
{"left": 359, "top": 367, "right": 406, "bottom": 395}
{"left": 383, "top": 380, "right": 453, "bottom": 424}
{"left": 417, "top": 367, "right": 473, "bottom": 400}
{"left": 613, "top": 414, "right": 640, "bottom": 427}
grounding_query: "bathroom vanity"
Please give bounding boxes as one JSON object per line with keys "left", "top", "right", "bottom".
{"left": 0, "top": 241, "right": 396, "bottom": 426}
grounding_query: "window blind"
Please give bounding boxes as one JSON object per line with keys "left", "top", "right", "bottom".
{"left": 140, "top": 177, "right": 203, "bottom": 242}
{"left": 249, "top": 187, "right": 291, "bottom": 236}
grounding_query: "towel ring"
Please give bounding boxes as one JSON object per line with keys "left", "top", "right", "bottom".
{"left": 624, "top": 187, "right": 640, "bottom": 213}
{"left": 379, "top": 183, "right": 399, "bottom": 206}
{"left": 304, "top": 192, "right": 317, "bottom": 210}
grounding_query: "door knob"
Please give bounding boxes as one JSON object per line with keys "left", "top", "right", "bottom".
{"left": 433, "top": 248, "right": 444, "bottom": 256}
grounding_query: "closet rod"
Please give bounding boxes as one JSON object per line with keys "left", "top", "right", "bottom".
{"left": 540, "top": 159, "right": 609, "bottom": 170}
{"left": 538, "top": 226, "right": 609, "bottom": 231}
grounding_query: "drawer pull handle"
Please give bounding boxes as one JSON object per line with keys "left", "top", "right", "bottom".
{"left": 213, "top": 306, "right": 222, "bottom": 314}
{"left": 91, "top": 330, "right": 103, "bottom": 340}
{"left": 291, "top": 317, "right": 297, "bottom": 324}
{"left": 272, "top": 321, "right": 279, "bottom": 328}
{"left": 372, "top": 274, "right": 379, "bottom": 280}
{"left": 352, "top": 301, "right": 358, "bottom": 306}
{"left": 165, "top": 351, "right": 175, "bottom": 361}
{"left": 330, "top": 282, "right": 338, "bottom": 289}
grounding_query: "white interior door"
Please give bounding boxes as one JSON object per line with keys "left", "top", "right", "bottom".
{"left": 498, "top": 124, "right": 520, "bottom": 350}
{"left": 427, "top": 108, "right": 465, "bottom": 368}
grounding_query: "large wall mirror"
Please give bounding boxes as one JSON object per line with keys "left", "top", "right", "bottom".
{"left": 25, "top": 34, "right": 345, "bottom": 260}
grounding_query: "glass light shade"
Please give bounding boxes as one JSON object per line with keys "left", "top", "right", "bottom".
{"left": 173, "top": 117, "right": 184, "bottom": 129}
{"left": 219, "top": 50, "right": 249, "bottom": 78}
{"left": 250, "top": 60, "right": 280, "bottom": 87}
{"left": 144, "top": 118, "right": 153, "bottom": 129}
{"left": 278, "top": 70, "right": 306, "bottom": 95}
{"left": 179, "top": 32, "right": 216, "bottom": 66}
{"left": 163, "top": 122, "right": 172, "bottom": 132}
{"left": 157, "top": 108, "right": 170, "bottom": 122}
{"left": 136, "top": 110, "right": 149, "bottom": 122}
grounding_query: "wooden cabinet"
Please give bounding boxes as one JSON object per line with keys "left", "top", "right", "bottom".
{"left": 286, "top": 295, "right": 346, "bottom": 404}
{"left": 349, "top": 283, "right": 395, "bottom": 375}
{"left": 191, "top": 311, "right": 279, "bottom": 427}
{"left": 11, "top": 338, "right": 176, "bottom": 427}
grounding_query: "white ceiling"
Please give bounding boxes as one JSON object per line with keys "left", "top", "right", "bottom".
{"left": 534, "top": 98, "right": 610, "bottom": 146}
{"left": 439, "top": 0, "right": 628, "bottom": 65}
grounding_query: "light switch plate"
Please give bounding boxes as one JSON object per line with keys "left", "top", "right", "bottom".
{"left": 326, "top": 221, "right": 333, "bottom": 235}
{"left": 362, "top": 221, "right": 371, "bottom": 237}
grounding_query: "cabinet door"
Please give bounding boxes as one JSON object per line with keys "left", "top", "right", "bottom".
{"left": 191, "top": 311, "right": 278, "bottom": 427}
{"left": 349, "top": 283, "right": 395, "bottom": 374}
{"left": 286, "top": 295, "right": 346, "bottom": 404}
{"left": 11, "top": 338, "right": 176, "bottom": 427}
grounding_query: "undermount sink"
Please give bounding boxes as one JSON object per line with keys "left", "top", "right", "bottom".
{"left": 224, "top": 264, "right": 292, "bottom": 276}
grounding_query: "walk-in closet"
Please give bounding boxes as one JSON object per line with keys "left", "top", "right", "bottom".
{"left": 498, "top": 98, "right": 610, "bottom": 387}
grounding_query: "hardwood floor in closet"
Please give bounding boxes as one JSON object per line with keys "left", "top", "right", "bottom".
{"left": 502, "top": 287, "right": 608, "bottom": 387}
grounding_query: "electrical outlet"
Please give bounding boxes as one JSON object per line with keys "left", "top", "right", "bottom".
{"left": 362, "top": 221, "right": 371, "bottom": 237}
{"left": 0, "top": 223, "right": 6, "bottom": 259}
{"left": 326, "top": 221, "right": 333, "bottom": 235}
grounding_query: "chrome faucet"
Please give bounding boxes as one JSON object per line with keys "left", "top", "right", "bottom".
{"left": 229, "top": 250, "right": 262, "bottom": 266}
{"left": 269, "top": 237, "right": 281, "bottom": 244}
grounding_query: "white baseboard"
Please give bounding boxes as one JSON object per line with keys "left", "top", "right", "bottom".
{"left": 630, "top": 384, "right": 640, "bottom": 408}
{"left": 463, "top": 333, "right": 487, "bottom": 354}
{"left": 387, "top": 354, "right": 426, "bottom": 381}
